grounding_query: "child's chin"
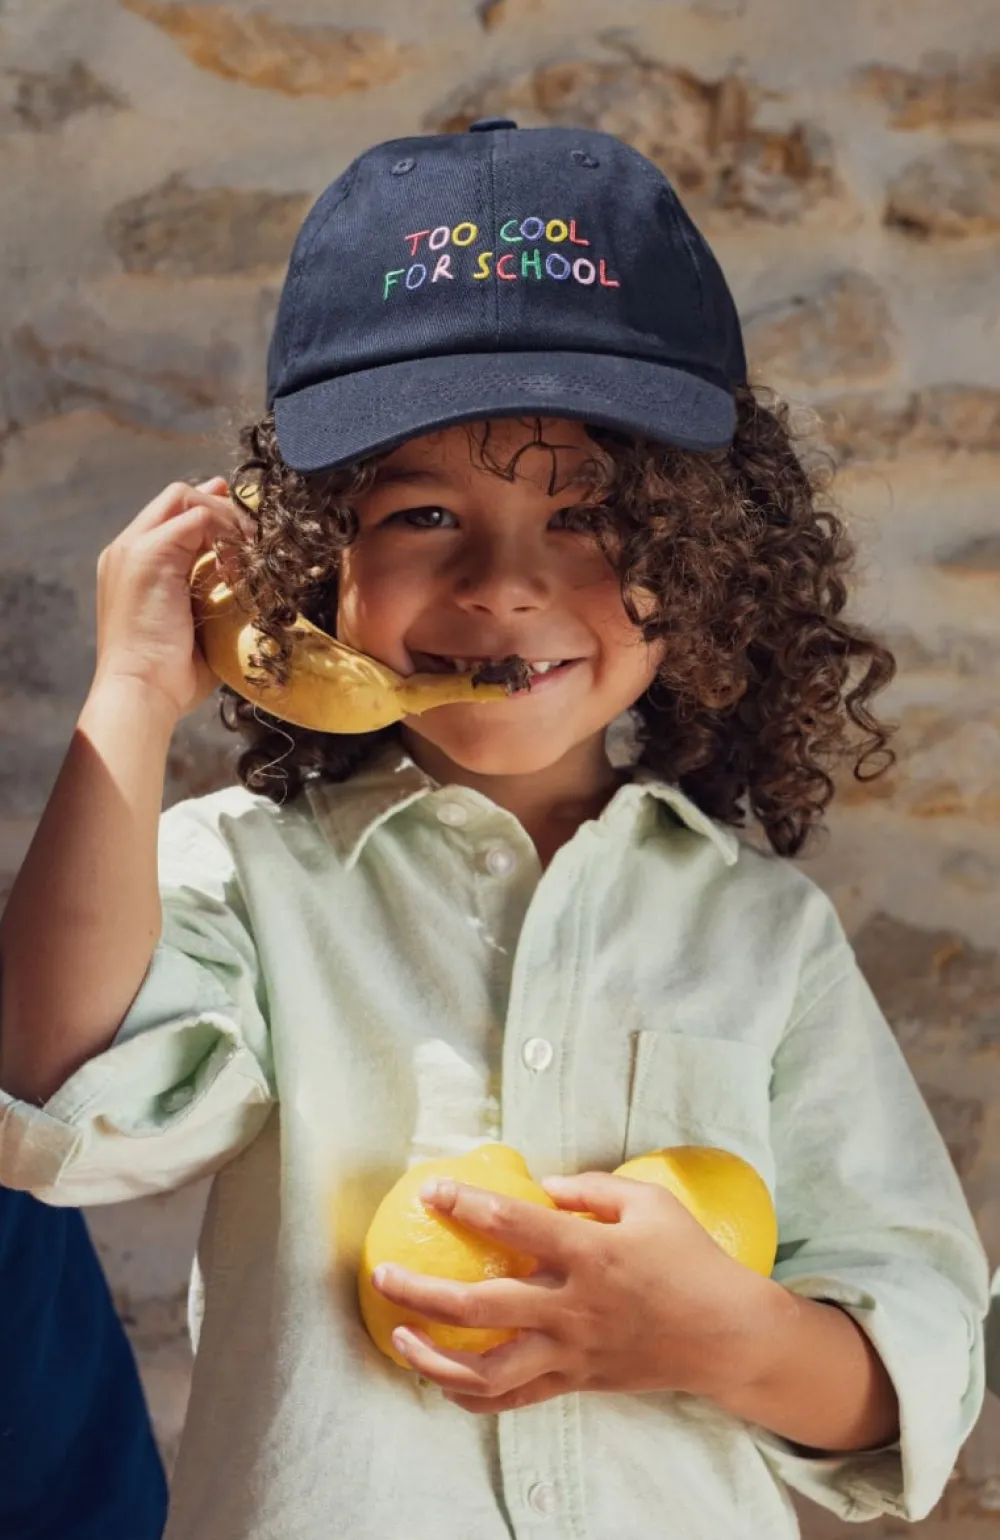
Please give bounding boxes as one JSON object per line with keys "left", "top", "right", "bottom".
{"left": 410, "top": 723, "right": 576, "bottom": 779}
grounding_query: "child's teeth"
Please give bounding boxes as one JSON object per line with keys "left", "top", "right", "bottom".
{"left": 441, "top": 656, "right": 565, "bottom": 675}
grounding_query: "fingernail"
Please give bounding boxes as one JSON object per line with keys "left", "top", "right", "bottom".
{"left": 372, "top": 1265, "right": 390, "bottom": 1288}
{"left": 421, "top": 1179, "right": 455, "bottom": 1204}
{"left": 196, "top": 476, "right": 226, "bottom": 491}
{"left": 392, "top": 1327, "right": 415, "bottom": 1354}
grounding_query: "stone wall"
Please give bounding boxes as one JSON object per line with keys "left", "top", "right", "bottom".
{"left": 1, "top": 1, "right": 998, "bottom": 1533}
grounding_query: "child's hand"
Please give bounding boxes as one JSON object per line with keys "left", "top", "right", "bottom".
{"left": 93, "top": 476, "right": 253, "bottom": 722}
{"left": 370, "top": 1171, "right": 778, "bottom": 1414}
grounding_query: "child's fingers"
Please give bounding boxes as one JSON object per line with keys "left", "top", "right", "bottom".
{"left": 390, "top": 1324, "right": 554, "bottom": 1399}
{"left": 371, "top": 1266, "right": 551, "bottom": 1332}
{"left": 126, "top": 479, "right": 234, "bottom": 538}
{"left": 541, "top": 1171, "right": 640, "bottom": 1222}
{"left": 420, "top": 1179, "right": 579, "bottom": 1271}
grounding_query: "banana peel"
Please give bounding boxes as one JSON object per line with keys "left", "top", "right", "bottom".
{"left": 188, "top": 486, "right": 531, "bottom": 733}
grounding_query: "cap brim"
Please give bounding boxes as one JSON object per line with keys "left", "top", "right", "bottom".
{"left": 272, "top": 351, "right": 734, "bottom": 472}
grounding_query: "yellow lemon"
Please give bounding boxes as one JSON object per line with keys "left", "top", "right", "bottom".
{"left": 358, "top": 1143, "right": 557, "bottom": 1368}
{"left": 613, "top": 1146, "right": 778, "bottom": 1276}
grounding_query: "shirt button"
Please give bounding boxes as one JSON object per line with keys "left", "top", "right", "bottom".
{"left": 527, "top": 1481, "right": 558, "bottom": 1515}
{"left": 436, "top": 801, "right": 468, "bottom": 827}
{"left": 522, "top": 1037, "right": 554, "bottom": 1072}
{"left": 484, "top": 843, "right": 516, "bottom": 876}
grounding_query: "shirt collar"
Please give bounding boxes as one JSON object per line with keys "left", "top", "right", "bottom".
{"left": 307, "top": 740, "right": 740, "bottom": 868}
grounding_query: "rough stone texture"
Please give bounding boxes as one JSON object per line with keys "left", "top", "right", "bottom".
{"left": 817, "top": 386, "right": 1000, "bottom": 463}
{"left": 1, "top": 2, "right": 999, "bottom": 1534}
{"left": 852, "top": 912, "right": 1000, "bottom": 1062}
{"left": 105, "top": 176, "right": 313, "bottom": 277}
{"left": 857, "top": 54, "right": 1000, "bottom": 129}
{"left": 744, "top": 272, "right": 897, "bottom": 389}
{"left": 836, "top": 706, "right": 1000, "bottom": 824}
{"left": 938, "top": 533, "right": 1000, "bottom": 574}
{"left": 4, "top": 309, "right": 242, "bottom": 436}
{"left": 0, "top": 61, "right": 124, "bottom": 131}
{"left": 886, "top": 144, "right": 1000, "bottom": 237}
{"left": 431, "top": 58, "right": 838, "bottom": 225}
{"left": 123, "top": 0, "right": 413, "bottom": 97}
{"left": 0, "top": 570, "right": 92, "bottom": 698}
{"left": 924, "top": 1087, "right": 987, "bottom": 1180}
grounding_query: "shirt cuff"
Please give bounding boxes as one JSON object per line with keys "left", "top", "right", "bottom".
{"left": 0, "top": 945, "right": 273, "bottom": 1206}
{"left": 752, "top": 1267, "right": 985, "bottom": 1522}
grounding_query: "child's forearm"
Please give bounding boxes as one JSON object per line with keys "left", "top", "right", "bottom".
{"left": 0, "top": 678, "right": 175, "bottom": 1105}
{"left": 713, "top": 1279, "right": 900, "bottom": 1453}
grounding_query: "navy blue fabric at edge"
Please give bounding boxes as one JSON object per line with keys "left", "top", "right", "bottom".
{"left": 0, "top": 1186, "right": 168, "bottom": 1539}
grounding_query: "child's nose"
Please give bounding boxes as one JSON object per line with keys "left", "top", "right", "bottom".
{"left": 450, "top": 534, "right": 551, "bottom": 615}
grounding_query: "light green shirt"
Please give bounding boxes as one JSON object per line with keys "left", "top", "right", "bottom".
{"left": 0, "top": 740, "right": 988, "bottom": 1540}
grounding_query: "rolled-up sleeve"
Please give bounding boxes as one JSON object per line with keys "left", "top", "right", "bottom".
{"left": 0, "top": 798, "right": 275, "bottom": 1206}
{"left": 751, "top": 946, "right": 989, "bottom": 1523}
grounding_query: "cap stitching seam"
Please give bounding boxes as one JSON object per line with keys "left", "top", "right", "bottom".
{"left": 284, "top": 159, "right": 361, "bottom": 378}
{"left": 488, "top": 140, "right": 500, "bottom": 345}
{"left": 660, "top": 190, "right": 708, "bottom": 330}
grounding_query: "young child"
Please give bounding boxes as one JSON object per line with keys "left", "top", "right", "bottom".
{"left": 0, "top": 120, "right": 988, "bottom": 1540}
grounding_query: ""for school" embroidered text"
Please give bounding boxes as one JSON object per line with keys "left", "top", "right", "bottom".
{"left": 382, "top": 215, "right": 621, "bottom": 300}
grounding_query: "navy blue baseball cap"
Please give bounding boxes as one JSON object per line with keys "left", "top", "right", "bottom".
{"left": 266, "top": 119, "right": 748, "bottom": 472}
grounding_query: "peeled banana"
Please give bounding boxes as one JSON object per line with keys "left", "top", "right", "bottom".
{"left": 188, "top": 492, "right": 530, "bottom": 732}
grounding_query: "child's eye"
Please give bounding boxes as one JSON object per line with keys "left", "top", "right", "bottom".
{"left": 384, "top": 506, "right": 457, "bottom": 530}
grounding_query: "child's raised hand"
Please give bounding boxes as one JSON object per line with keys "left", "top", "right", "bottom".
{"left": 93, "top": 476, "right": 253, "bottom": 722}
{"left": 370, "top": 1171, "right": 778, "bottom": 1415}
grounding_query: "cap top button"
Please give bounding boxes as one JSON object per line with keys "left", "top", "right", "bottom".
{"left": 469, "top": 117, "right": 518, "bottom": 133}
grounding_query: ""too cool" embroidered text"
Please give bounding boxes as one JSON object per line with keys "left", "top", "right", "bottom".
{"left": 382, "top": 215, "right": 621, "bottom": 300}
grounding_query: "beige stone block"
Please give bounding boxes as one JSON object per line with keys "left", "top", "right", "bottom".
{"left": 477, "top": 0, "right": 547, "bottom": 30}
{"left": 852, "top": 910, "right": 1000, "bottom": 1061}
{"left": 0, "top": 568, "right": 92, "bottom": 701}
{"left": 837, "top": 705, "right": 1000, "bottom": 824}
{"left": 818, "top": 386, "right": 1000, "bottom": 464}
{"left": 937, "top": 534, "right": 1000, "bottom": 575}
{"left": 6, "top": 305, "right": 242, "bottom": 437}
{"left": 0, "top": 60, "right": 123, "bottom": 132}
{"left": 884, "top": 627, "right": 1000, "bottom": 681}
{"left": 105, "top": 175, "right": 312, "bottom": 278}
{"left": 430, "top": 58, "right": 838, "bottom": 224}
{"left": 745, "top": 272, "right": 897, "bottom": 389}
{"left": 856, "top": 53, "right": 1000, "bottom": 129}
{"left": 122, "top": 0, "right": 414, "bottom": 98}
{"left": 923, "top": 1086, "right": 987, "bottom": 1180}
{"left": 886, "top": 144, "right": 1000, "bottom": 238}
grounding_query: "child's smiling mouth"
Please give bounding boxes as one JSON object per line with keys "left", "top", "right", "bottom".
{"left": 409, "top": 651, "right": 583, "bottom": 692}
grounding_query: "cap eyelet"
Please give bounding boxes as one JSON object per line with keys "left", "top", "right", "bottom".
{"left": 391, "top": 157, "right": 415, "bottom": 175}
{"left": 571, "top": 150, "right": 600, "bottom": 168}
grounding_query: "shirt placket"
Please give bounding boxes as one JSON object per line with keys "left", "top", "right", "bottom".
{"left": 494, "top": 836, "right": 595, "bottom": 1540}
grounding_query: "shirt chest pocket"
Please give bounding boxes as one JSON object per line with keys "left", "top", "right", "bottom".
{"left": 623, "top": 1031, "right": 776, "bottom": 1196}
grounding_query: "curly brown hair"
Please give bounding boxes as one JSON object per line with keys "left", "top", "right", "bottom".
{"left": 214, "top": 385, "right": 896, "bottom": 858}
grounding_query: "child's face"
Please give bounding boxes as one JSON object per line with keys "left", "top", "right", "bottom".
{"left": 337, "top": 417, "right": 663, "bottom": 778}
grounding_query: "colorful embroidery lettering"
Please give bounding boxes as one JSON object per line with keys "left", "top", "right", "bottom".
{"left": 383, "top": 215, "right": 619, "bottom": 299}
